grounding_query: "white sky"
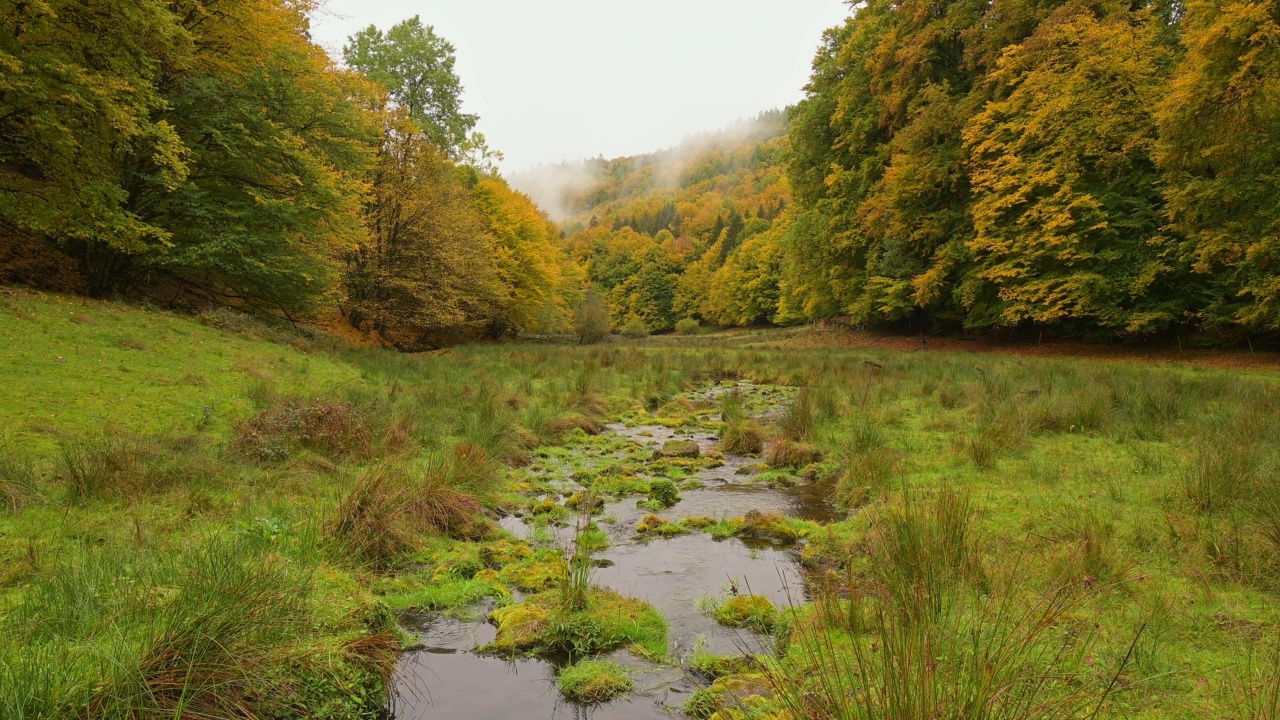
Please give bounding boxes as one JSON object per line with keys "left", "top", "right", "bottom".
{"left": 310, "top": 0, "right": 851, "bottom": 174}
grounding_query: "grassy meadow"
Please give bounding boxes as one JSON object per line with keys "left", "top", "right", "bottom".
{"left": 1, "top": 288, "right": 1278, "bottom": 719}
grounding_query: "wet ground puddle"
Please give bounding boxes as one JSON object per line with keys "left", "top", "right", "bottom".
{"left": 387, "top": 387, "right": 835, "bottom": 719}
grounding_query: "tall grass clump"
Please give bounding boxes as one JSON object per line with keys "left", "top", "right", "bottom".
{"left": 58, "top": 434, "right": 216, "bottom": 503}
{"left": 461, "top": 377, "right": 520, "bottom": 463}
{"left": 1045, "top": 505, "right": 1123, "bottom": 586}
{"left": 1181, "top": 432, "right": 1261, "bottom": 514}
{"left": 780, "top": 388, "right": 817, "bottom": 442}
{"left": 834, "top": 417, "right": 899, "bottom": 508}
{"left": 329, "top": 458, "right": 486, "bottom": 569}
{"left": 0, "top": 440, "right": 39, "bottom": 511}
{"left": 1234, "top": 642, "right": 1280, "bottom": 720}
{"left": 719, "top": 388, "right": 765, "bottom": 455}
{"left": 864, "top": 487, "right": 985, "bottom": 625}
{"left": 560, "top": 496, "right": 598, "bottom": 611}
{"left": 765, "top": 576, "right": 1112, "bottom": 720}
{"left": 1, "top": 537, "right": 397, "bottom": 719}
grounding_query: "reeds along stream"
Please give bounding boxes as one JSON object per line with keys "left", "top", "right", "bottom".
{"left": 386, "top": 385, "right": 832, "bottom": 719}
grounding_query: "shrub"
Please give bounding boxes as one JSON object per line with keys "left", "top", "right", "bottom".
{"left": 558, "top": 659, "right": 633, "bottom": 703}
{"left": 574, "top": 289, "right": 612, "bottom": 345}
{"left": 620, "top": 319, "right": 650, "bottom": 339}
{"left": 675, "top": 318, "right": 702, "bottom": 335}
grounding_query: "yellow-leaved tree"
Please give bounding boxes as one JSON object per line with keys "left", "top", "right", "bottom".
{"left": 473, "top": 179, "right": 571, "bottom": 334}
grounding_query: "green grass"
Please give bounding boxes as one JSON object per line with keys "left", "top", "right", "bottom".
{"left": 2, "top": 288, "right": 1280, "bottom": 718}
{"left": 557, "top": 659, "right": 634, "bottom": 703}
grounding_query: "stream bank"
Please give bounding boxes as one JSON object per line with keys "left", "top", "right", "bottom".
{"left": 385, "top": 384, "right": 837, "bottom": 719}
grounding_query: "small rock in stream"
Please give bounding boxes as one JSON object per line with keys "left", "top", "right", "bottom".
{"left": 654, "top": 440, "right": 700, "bottom": 459}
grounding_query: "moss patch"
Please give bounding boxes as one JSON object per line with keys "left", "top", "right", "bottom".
{"left": 557, "top": 659, "right": 634, "bottom": 703}
{"left": 715, "top": 595, "right": 779, "bottom": 633}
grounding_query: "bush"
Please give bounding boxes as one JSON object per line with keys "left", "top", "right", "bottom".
{"left": 675, "top": 318, "right": 702, "bottom": 335}
{"left": 574, "top": 289, "right": 612, "bottom": 345}
{"left": 620, "top": 319, "right": 650, "bottom": 339}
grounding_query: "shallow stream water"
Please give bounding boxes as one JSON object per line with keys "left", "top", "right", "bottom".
{"left": 387, "top": 387, "right": 835, "bottom": 719}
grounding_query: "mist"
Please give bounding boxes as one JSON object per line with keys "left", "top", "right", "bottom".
{"left": 509, "top": 111, "right": 788, "bottom": 224}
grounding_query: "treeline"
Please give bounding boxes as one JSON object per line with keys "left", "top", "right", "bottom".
{"left": 558, "top": 0, "right": 1280, "bottom": 341}
{"left": 0, "top": 2, "right": 577, "bottom": 347}
{"left": 786, "top": 0, "right": 1280, "bottom": 340}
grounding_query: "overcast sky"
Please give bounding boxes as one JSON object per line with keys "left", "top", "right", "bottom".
{"left": 310, "top": 0, "right": 851, "bottom": 173}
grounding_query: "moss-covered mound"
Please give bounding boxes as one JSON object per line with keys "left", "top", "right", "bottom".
{"left": 715, "top": 595, "right": 779, "bottom": 633}
{"left": 557, "top": 659, "right": 634, "bottom": 703}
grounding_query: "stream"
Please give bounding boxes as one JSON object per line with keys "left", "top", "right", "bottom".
{"left": 386, "top": 385, "right": 836, "bottom": 719}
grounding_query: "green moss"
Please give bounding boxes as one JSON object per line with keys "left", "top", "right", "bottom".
{"left": 689, "top": 649, "right": 754, "bottom": 680}
{"left": 486, "top": 602, "right": 549, "bottom": 652}
{"left": 636, "top": 514, "right": 688, "bottom": 538}
{"left": 482, "top": 589, "right": 667, "bottom": 659}
{"left": 557, "top": 659, "right": 634, "bottom": 703}
{"left": 715, "top": 595, "right": 779, "bottom": 633}
{"left": 380, "top": 577, "right": 506, "bottom": 612}
{"left": 480, "top": 539, "right": 532, "bottom": 569}
{"left": 680, "top": 516, "right": 715, "bottom": 529}
{"left": 499, "top": 548, "right": 566, "bottom": 592}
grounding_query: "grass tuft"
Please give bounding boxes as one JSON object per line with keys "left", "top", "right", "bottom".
{"left": 329, "top": 461, "right": 484, "bottom": 569}
{"left": 558, "top": 659, "right": 634, "bottom": 703}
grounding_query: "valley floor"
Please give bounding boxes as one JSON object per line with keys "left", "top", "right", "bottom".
{"left": 1, "top": 288, "right": 1277, "bottom": 719}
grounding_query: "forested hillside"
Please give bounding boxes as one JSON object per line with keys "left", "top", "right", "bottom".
{"left": 529, "top": 0, "right": 1280, "bottom": 343}
{"left": 0, "top": 2, "right": 576, "bottom": 347}
{"left": 517, "top": 112, "right": 797, "bottom": 332}
{"left": 786, "top": 0, "right": 1280, "bottom": 341}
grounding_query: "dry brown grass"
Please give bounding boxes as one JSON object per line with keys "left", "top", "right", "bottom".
{"left": 234, "top": 400, "right": 371, "bottom": 463}
{"left": 329, "top": 461, "right": 485, "bottom": 569}
{"left": 767, "top": 439, "right": 824, "bottom": 469}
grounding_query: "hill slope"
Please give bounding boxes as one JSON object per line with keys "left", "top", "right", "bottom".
{"left": 513, "top": 111, "right": 795, "bottom": 331}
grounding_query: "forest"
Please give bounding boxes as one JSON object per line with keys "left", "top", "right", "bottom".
{"left": 1, "top": 1, "right": 574, "bottom": 349}
{"left": 5, "top": 0, "right": 1279, "bottom": 345}
{"left": 2, "top": 1, "right": 1280, "bottom": 719}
